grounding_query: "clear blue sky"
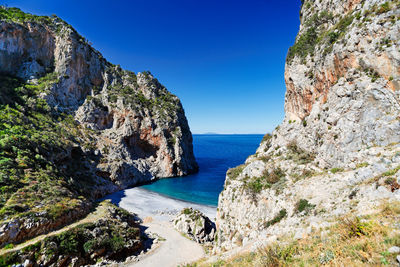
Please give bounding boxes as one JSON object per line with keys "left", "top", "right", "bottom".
{"left": 3, "top": 0, "right": 302, "bottom": 134}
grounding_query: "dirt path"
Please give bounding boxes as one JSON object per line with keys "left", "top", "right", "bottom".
{"left": 0, "top": 202, "right": 108, "bottom": 256}
{"left": 125, "top": 220, "right": 205, "bottom": 267}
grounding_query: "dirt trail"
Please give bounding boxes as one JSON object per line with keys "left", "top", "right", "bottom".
{"left": 0, "top": 203, "right": 108, "bottom": 256}
{"left": 125, "top": 220, "right": 205, "bottom": 267}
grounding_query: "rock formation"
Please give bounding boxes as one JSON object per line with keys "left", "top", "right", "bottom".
{"left": 0, "top": 6, "right": 197, "bottom": 248}
{"left": 0, "top": 7, "right": 197, "bottom": 186}
{"left": 215, "top": 0, "right": 400, "bottom": 252}
{"left": 0, "top": 201, "right": 143, "bottom": 266}
{"left": 174, "top": 208, "right": 216, "bottom": 244}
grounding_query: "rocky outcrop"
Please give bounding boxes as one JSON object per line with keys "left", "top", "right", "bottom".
{"left": 215, "top": 0, "right": 400, "bottom": 252}
{"left": 283, "top": 0, "right": 400, "bottom": 168}
{"left": 0, "top": 7, "right": 197, "bottom": 248}
{"left": 74, "top": 70, "right": 198, "bottom": 186}
{"left": 174, "top": 208, "right": 216, "bottom": 244}
{"left": 0, "top": 200, "right": 92, "bottom": 248}
{"left": 0, "top": 202, "right": 143, "bottom": 266}
{"left": 0, "top": 7, "right": 197, "bottom": 186}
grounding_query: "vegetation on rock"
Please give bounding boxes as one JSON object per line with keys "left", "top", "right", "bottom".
{"left": 0, "top": 202, "right": 143, "bottom": 266}
{"left": 0, "top": 74, "right": 96, "bottom": 229}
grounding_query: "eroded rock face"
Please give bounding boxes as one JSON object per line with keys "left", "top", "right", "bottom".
{"left": 283, "top": 0, "right": 400, "bottom": 168}
{"left": 174, "top": 208, "right": 216, "bottom": 244}
{"left": 0, "top": 9, "right": 198, "bottom": 188}
{"left": 0, "top": 7, "right": 197, "bottom": 248}
{"left": 215, "top": 0, "right": 400, "bottom": 252}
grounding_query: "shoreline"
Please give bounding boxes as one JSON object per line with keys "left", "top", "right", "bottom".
{"left": 102, "top": 186, "right": 218, "bottom": 221}
{"left": 139, "top": 186, "right": 218, "bottom": 209}
{"left": 102, "top": 187, "right": 215, "bottom": 266}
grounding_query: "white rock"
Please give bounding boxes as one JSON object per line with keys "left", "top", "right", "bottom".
{"left": 388, "top": 246, "right": 400, "bottom": 254}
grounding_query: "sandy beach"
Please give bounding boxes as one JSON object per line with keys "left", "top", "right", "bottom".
{"left": 103, "top": 187, "right": 217, "bottom": 266}
{"left": 104, "top": 187, "right": 217, "bottom": 221}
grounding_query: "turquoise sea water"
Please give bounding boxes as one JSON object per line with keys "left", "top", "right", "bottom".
{"left": 141, "top": 134, "right": 263, "bottom": 206}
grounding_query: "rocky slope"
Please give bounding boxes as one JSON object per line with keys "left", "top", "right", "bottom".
{"left": 0, "top": 201, "right": 143, "bottom": 266}
{"left": 0, "top": 7, "right": 197, "bottom": 247}
{"left": 215, "top": 0, "right": 400, "bottom": 259}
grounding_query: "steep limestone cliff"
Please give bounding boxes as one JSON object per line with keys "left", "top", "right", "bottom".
{"left": 0, "top": 7, "right": 197, "bottom": 247}
{"left": 215, "top": 0, "right": 400, "bottom": 253}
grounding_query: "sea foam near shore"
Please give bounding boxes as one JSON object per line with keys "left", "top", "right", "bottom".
{"left": 103, "top": 187, "right": 217, "bottom": 221}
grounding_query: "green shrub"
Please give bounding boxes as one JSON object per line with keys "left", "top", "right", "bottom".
{"left": 296, "top": 199, "right": 316, "bottom": 214}
{"left": 3, "top": 243, "right": 14, "bottom": 249}
{"left": 356, "top": 162, "right": 369, "bottom": 168}
{"left": 262, "top": 133, "right": 272, "bottom": 143}
{"left": 227, "top": 164, "right": 246, "bottom": 180}
{"left": 265, "top": 209, "right": 287, "bottom": 228}
{"left": 246, "top": 177, "right": 268, "bottom": 194}
{"left": 0, "top": 7, "right": 53, "bottom": 24}
{"left": 341, "top": 217, "right": 372, "bottom": 238}
{"left": 59, "top": 232, "right": 79, "bottom": 254}
{"left": 377, "top": 2, "right": 391, "bottom": 14}
{"left": 259, "top": 241, "right": 298, "bottom": 266}
{"left": 381, "top": 165, "right": 400, "bottom": 177}
{"left": 0, "top": 252, "right": 19, "bottom": 267}
{"left": 108, "top": 234, "right": 125, "bottom": 251}
{"left": 287, "top": 27, "right": 318, "bottom": 61}
{"left": 330, "top": 167, "right": 344, "bottom": 174}
{"left": 183, "top": 208, "right": 192, "bottom": 215}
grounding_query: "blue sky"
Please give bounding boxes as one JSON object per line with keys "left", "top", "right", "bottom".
{"left": 3, "top": 0, "right": 302, "bottom": 134}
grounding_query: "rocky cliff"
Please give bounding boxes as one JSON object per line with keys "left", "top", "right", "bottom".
{"left": 0, "top": 7, "right": 197, "bottom": 247}
{"left": 215, "top": 0, "right": 400, "bottom": 256}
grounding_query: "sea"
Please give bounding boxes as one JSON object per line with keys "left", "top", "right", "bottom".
{"left": 141, "top": 134, "right": 263, "bottom": 207}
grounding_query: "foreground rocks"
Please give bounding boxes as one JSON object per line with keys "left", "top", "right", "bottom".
{"left": 174, "top": 208, "right": 216, "bottom": 244}
{"left": 0, "top": 202, "right": 143, "bottom": 266}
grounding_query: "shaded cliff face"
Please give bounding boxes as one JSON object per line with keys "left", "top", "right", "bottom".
{"left": 0, "top": 7, "right": 197, "bottom": 246}
{"left": 215, "top": 0, "right": 400, "bottom": 252}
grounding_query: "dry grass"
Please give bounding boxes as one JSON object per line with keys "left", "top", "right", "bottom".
{"left": 196, "top": 200, "right": 400, "bottom": 267}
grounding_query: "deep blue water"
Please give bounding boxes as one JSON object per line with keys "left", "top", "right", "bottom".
{"left": 141, "top": 134, "right": 263, "bottom": 206}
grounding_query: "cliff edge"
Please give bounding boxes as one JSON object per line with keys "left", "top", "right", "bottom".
{"left": 215, "top": 0, "right": 400, "bottom": 262}
{"left": 0, "top": 6, "right": 197, "bottom": 248}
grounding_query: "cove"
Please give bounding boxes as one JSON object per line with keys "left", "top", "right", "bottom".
{"left": 140, "top": 134, "right": 263, "bottom": 206}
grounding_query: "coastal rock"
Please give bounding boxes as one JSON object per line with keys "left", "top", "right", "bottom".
{"left": 0, "top": 7, "right": 197, "bottom": 247}
{"left": 0, "top": 8, "right": 197, "bottom": 187}
{"left": 174, "top": 208, "right": 216, "bottom": 244}
{"left": 215, "top": 0, "right": 400, "bottom": 252}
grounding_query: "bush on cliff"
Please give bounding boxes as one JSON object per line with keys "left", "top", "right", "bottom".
{"left": 0, "top": 73, "right": 98, "bottom": 240}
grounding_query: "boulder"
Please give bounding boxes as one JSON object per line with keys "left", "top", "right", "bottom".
{"left": 174, "top": 208, "right": 215, "bottom": 244}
